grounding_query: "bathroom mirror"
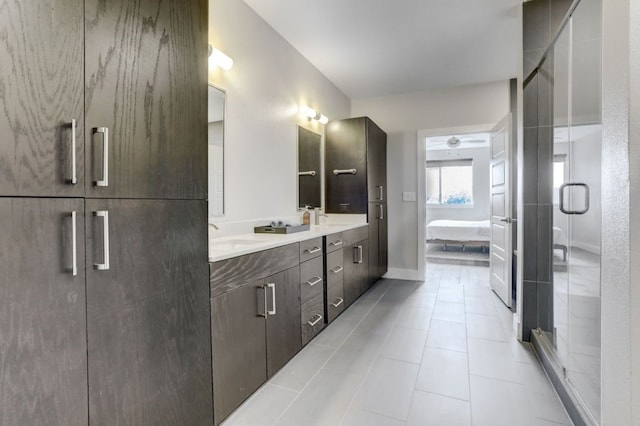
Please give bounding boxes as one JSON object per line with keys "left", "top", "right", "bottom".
{"left": 208, "top": 84, "right": 225, "bottom": 217}
{"left": 297, "top": 126, "right": 322, "bottom": 209}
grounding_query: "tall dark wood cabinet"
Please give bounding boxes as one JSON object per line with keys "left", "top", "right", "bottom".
{"left": 0, "top": 0, "right": 211, "bottom": 424}
{"left": 0, "top": 198, "right": 87, "bottom": 425}
{"left": 325, "top": 117, "right": 388, "bottom": 284}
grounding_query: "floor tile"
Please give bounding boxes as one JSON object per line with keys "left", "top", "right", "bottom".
{"left": 416, "top": 347, "right": 469, "bottom": 400}
{"left": 323, "top": 332, "right": 387, "bottom": 378}
{"left": 437, "top": 286, "right": 465, "bottom": 303}
{"left": 467, "top": 337, "right": 523, "bottom": 383}
{"left": 221, "top": 384, "right": 298, "bottom": 426}
{"left": 464, "top": 296, "right": 497, "bottom": 316}
{"left": 270, "top": 342, "right": 336, "bottom": 391}
{"left": 466, "top": 313, "right": 507, "bottom": 341}
{"left": 469, "top": 375, "right": 535, "bottom": 426}
{"left": 527, "top": 390, "right": 572, "bottom": 424}
{"left": 379, "top": 326, "right": 428, "bottom": 364}
{"left": 274, "top": 370, "right": 362, "bottom": 426}
{"left": 406, "top": 391, "right": 471, "bottom": 426}
{"left": 352, "top": 304, "right": 400, "bottom": 337}
{"left": 313, "top": 317, "right": 359, "bottom": 348}
{"left": 352, "top": 357, "right": 419, "bottom": 421}
{"left": 394, "top": 305, "right": 433, "bottom": 330}
{"left": 432, "top": 301, "right": 466, "bottom": 323}
{"left": 340, "top": 408, "right": 406, "bottom": 426}
{"left": 426, "top": 319, "right": 467, "bottom": 352}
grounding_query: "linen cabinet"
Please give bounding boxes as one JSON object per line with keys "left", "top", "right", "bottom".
{"left": 0, "top": 0, "right": 211, "bottom": 424}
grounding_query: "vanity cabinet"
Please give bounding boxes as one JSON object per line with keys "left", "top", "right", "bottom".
{"left": 325, "top": 117, "right": 388, "bottom": 285}
{"left": 210, "top": 244, "right": 301, "bottom": 425}
{"left": 341, "top": 226, "right": 370, "bottom": 307}
{"left": 326, "top": 247, "right": 346, "bottom": 323}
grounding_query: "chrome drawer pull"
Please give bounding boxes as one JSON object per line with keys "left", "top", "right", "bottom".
{"left": 329, "top": 240, "right": 343, "bottom": 247}
{"left": 304, "top": 246, "right": 322, "bottom": 254}
{"left": 306, "top": 276, "right": 322, "bottom": 287}
{"left": 331, "top": 298, "right": 344, "bottom": 308}
{"left": 331, "top": 266, "right": 344, "bottom": 274}
{"left": 307, "top": 314, "right": 323, "bottom": 327}
{"left": 70, "top": 211, "right": 77, "bottom": 276}
{"left": 298, "top": 170, "right": 316, "bottom": 177}
{"left": 69, "top": 119, "right": 78, "bottom": 184}
{"left": 267, "top": 283, "right": 276, "bottom": 315}
{"left": 93, "top": 211, "right": 110, "bottom": 270}
{"left": 333, "top": 168, "right": 357, "bottom": 175}
{"left": 93, "top": 127, "right": 109, "bottom": 187}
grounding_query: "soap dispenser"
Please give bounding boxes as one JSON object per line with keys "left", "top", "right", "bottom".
{"left": 302, "top": 206, "right": 311, "bottom": 225}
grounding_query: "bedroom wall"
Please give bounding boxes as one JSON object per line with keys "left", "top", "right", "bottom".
{"left": 208, "top": 0, "right": 350, "bottom": 229}
{"left": 352, "top": 81, "right": 510, "bottom": 279}
{"left": 426, "top": 146, "right": 491, "bottom": 223}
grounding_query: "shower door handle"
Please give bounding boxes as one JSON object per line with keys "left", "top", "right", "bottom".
{"left": 559, "top": 183, "right": 590, "bottom": 215}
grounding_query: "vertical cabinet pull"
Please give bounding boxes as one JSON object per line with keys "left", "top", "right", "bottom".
{"left": 69, "top": 119, "right": 78, "bottom": 184}
{"left": 71, "top": 211, "right": 77, "bottom": 276}
{"left": 377, "top": 185, "right": 384, "bottom": 201}
{"left": 93, "top": 210, "right": 110, "bottom": 270}
{"left": 267, "top": 283, "right": 276, "bottom": 315}
{"left": 93, "top": 127, "right": 109, "bottom": 187}
{"left": 258, "top": 286, "right": 268, "bottom": 318}
{"left": 353, "top": 245, "right": 363, "bottom": 264}
{"left": 379, "top": 204, "right": 384, "bottom": 220}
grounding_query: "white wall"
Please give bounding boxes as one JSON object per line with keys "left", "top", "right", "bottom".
{"left": 352, "top": 81, "right": 510, "bottom": 278}
{"left": 208, "top": 0, "right": 350, "bottom": 231}
{"left": 426, "top": 146, "right": 491, "bottom": 222}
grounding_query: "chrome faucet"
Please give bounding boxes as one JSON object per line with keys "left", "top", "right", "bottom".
{"left": 314, "top": 207, "right": 328, "bottom": 225}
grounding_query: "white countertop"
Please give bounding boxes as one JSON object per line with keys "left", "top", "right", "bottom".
{"left": 209, "top": 222, "right": 368, "bottom": 262}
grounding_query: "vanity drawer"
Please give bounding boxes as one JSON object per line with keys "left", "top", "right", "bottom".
{"left": 342, "top": 225, "right": 369, "bottom": 247}
{"left": 326, "top": 250, "right": 344, "bottom": 287}
{"left": 326, "top": 281, "right": 345, "bottom": 323}
{"left": 300, "top": 256, "right": 324, "bottom": 304}
{"left": 325, "top": 232, "right": 344, "bottom": 253}
{"left": 301, "top": 294, "right": 325, "bottom": 345}
{"left": 300, "top": 237, "right": 324, "bottom": 263}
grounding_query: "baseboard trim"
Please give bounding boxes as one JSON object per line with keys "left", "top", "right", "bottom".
{"left": 384, "top": 268, "right": 419, "bottom": 281}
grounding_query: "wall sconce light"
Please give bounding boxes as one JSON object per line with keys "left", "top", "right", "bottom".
{"left": 208, "top": 44, "right": 233, "bottom": 70}
{"left": 299, "top": 105, "right": 328, "bottom": 124}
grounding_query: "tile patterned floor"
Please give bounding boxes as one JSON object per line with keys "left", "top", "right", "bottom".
{"left": 221, "top": 262, "right": 572, "bottom": 426}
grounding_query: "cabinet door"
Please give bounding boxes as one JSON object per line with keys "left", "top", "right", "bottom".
{"left": 266, "top": 267, "right": 302, "bottom": 377}
{"left": 343, "top": 244, "right": 362, "bottom": 307}
{"left": 378, "top": 204, "right": 388, "bottom": 278}
{"left": 357, "top": 240, "right": 370, "bottom": 296}
{"left": 325, "top": 118, "right": 367, "bottom": 213}
{"left": 0, "top": 1, "right": 84, "bottom": 197}
{"left": 366, "top": 119, "right": 387, "bottom": 202}
{"left": 368, "top": 203, "right": 380, "bottom": 284}
{"left": 212, "top": 282, "right": 267, "bottom": 425}
{"left": 85, "top": 0, "right": 208, "bottom": 199}
{"left": 86, "top": 199, "right": 213, "bottom": 425}
{"left": 0, "top": 198, "right": 87, "bottom": 425}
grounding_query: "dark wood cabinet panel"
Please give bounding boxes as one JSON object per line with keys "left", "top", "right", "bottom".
{"left": 0, "top": 1, "right": 84, "bottom": 197}
{"left": 0, "top": 198, "right": 87, "bottom": 425}
{"left": 86, "top": 199, "right": 212, "bottom": 426}
{"left": 368, "top": 204, "right": 380, "bottom": 285}
{"left": 212, "top": 281, "right": 267, "bottom": 425}
{"left": 300, "top": 256, "right": 324, "bottom": 304}
{"left": 343, "top": 242, "right": 368, "bottom": 307}
{"left": 266, "top": 267, "right": 302, "bottom": 378}
{"left": 378, "top": 205, "right": 388, "bottom": 278}
{"left": 326, "top": 249, "right": 344, "bottom": 287}
{"left": 299, "top": 237, "right": 324, "bottom": 263}
{"left": 301, "top": 294, "right": 325, "bottom": 346}
{"left": 327, "top": 281, "right": 345, "bottom": 323}
{"left": 366, "top": 119, "right": 387, "bottom": 202}
{"left": 85, "top": 0, "right": 208, "bottom": 199}
{"left": 358, "top": 240, "right": 371, "bottom": 296}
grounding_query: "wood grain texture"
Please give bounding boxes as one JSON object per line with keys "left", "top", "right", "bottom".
{"left": 210, "top": 244, "right": 299, "bottom": 298}
{"left": 266, "top": 267, "right": 302, "bottom": 378}
{"left": 301, "top": 294, "right": 325, "bottom": 346}
{"left": 325, "top": 232, "right": 344, "bottom": 253}
{"left": 85, "top": 199, "right": 212, "bottom": 426}
{"left": 211, "top": 281, "right": 267, "bottom": 425}
{"left": 300, "top": 256, "right": 324, "bottom": 304}
{"left": 366, "top": 118, "right": 387, "bottom": 202}
{"left": 299, "top": 237, "right": 323, "bottom": 263}
{"left": 368, "top": 204, "right": 380, "bottom": 285}
{"left": 326, "top": 249, "right": 344, "bottom": 287}
{"left": 342, "top": 225, "right": 369, "bottom": 247}
{"left": 326, "top": 281, "right": 345, "bottom": 323}
{"left": 378, "top": 204, "right": 388, "bottom": 278}
{"left": 0, "top": 0, "right": 84, "bottom": 197}
{"left": 84, "top": 0, "right": 208, "bottom": 199}
{"left": 0, "top": 198, "right": 87, "bottom": 425}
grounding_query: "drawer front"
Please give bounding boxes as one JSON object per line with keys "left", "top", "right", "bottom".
{"left": 327, "top": 281, "right": 345, "bottom": 323}
{"left": 342, "top": 225, "right": 369, "bottom": 247}
{"left": 301, "top": 294, "right": 325, "bottom": 346}
{"left": 300, "top": 237, "right": 324, "bottom": 263}
{"left": 325, "top": 232, "right": 344, "bottom": 253}
{"left": 300, "top": 256, "right": 324, "bottom": 304}
{"left": 326, "top": 250, "right": 344, "bottom": 287}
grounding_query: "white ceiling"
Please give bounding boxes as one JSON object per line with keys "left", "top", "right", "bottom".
{"left": 243, "top": 0, "right": 522, "bottom": 99}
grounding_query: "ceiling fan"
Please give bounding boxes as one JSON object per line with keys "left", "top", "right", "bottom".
{"left": 427, "top": 135, "right": 488, "bottom": 148}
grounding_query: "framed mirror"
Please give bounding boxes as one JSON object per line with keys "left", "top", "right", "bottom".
{"left": 297, "top": 126, "right": 322, "bottom": 208}
{"left": 208, "top": 84, "right": 225, "bottom": 217}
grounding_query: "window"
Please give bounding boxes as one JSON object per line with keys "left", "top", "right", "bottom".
{"left": 426, "top": 159, "right": 473, "bottom": 206}
{"left": 553, "top": 155, "right": 566, "bottom": 204}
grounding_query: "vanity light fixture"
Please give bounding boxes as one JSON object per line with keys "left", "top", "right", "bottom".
{"left": 299, "top": 105, "right": 328, "bottom": 125}
{"left": 208, "top": 44, "right": 233, "bottom": 70}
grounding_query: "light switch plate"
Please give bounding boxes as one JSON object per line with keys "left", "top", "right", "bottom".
{"left": 402, "top": 191, "right": 416, "bottom": 202}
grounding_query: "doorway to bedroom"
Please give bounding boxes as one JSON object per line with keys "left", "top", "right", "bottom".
{"left": 423, "top": 132, "right": 491, "bottom": 267}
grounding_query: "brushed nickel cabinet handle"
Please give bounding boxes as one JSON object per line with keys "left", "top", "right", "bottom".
{"left": 304, "top": 247, "right": 322, "bottom": 254}
{"left": 257, "top": 285, "right": 267, "bottom": 318}
{"left": 71, "top": 211, "right": 77, "bottom": 276}
{"left": 331, "top": 298, "right": 344, "bottom": 308}
{"left": 306, "top": 276, "right": 322, "bottom": 287}
{"left": 267, "top": 283, "right": 276, "bottom": 315}
{"left": 333, "top": 168, "right": 357, "bottom": 175}
{"left": 93, "top": 127, "right": 109, "bottom": 187}
{"left": 69, "top": 119, "right": 78, "bottom": 184}
{"left": 93, "top": 210, "right": 109, "bottom": 270}
{"left": 307, "top": 314, "right": 323, "bottom": 327}
{"left": 298, "top": 170, "right": 316, "bottom": 176}
{"left": 329, "top": 240, "right": 343, "bottom": 247}
{"left": 331, "top": 266, "right": 344, "bottom": 274}
{"left": 379, "top": 204, "right": 384, "bottom": 220}
{"left": 378, "top": 185, "right": 383, "bottom": 201}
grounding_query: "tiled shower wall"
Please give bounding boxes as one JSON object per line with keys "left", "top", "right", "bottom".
{"left": 521, "top": 0, "right": 572, "bottom": 341}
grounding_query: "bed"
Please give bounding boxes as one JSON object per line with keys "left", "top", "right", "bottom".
{"left": 553, "top": 226, "right": 568, "bottom": 261}
{"left": 426, "top": 220, "right": 490, "bottom": 251}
